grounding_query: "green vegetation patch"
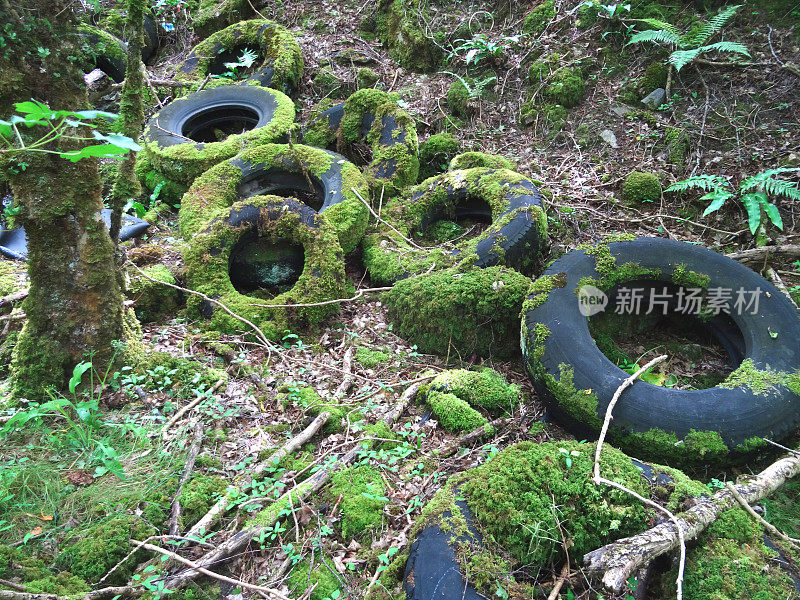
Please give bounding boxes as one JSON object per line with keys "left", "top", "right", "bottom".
{"left": 373, "top": 0, "right": 443, "bottom": 72}
{"left": 429, "top": 368, "right": 519, "bottom": 412}
{"left": 418, "top": 133, "right": 461, "bottom": 182}
{"left": 621, "top": 171, "right": 662, "bottom": 205}
{"left": 287, "top": 551, "right": 341, "bottom": 600}
{"left": 449, "top": 152, "right": 516, "bottom": 172}
{"left": 330, "top": 465, "right": 386, "bottom": 540}
{"left": 523, "top": 1, "right": 556, "bottom": 36}
{"left": 180, "top": 475, "right": 227, "bottom": 529}
{"left": 126, "top": 264, "right": 182, "bottom": 323}
{"left": 355, "top": 346, "right": 392, "bottom": 368}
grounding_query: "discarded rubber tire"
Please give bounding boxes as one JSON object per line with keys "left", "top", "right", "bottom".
{"left": 302, "top": 89, "right": 419, "bottom": 195}
{"left": 176, "top": 19, "right": 303, "bottom": 95}
{"left": 133, "top": 152, "right": 189, "bottom": 209}
{"left": 96, "top": 11, "right": 159, "bottom": 62}
{"left": 178, "top": 144, "right": 369, "bottom": 253}
{"left": 0, "top": 209, "right": 150, "bottom": 261}
{"left": 79, "top": 25, "right": 128, "bottom": 83}
{"left": 184, "top": 196, "right": 346, "bottom": 339}
{"left": 363, "top": 168, "right": 548, "bottom": 284}
{"left": 141, "top": 85, "right": 295, "bottom": 188}
{"left": 521, "top": 235, "right": 800, "bottom": 466}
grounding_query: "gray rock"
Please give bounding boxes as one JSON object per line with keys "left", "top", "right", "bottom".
{"left": 611, "top": 105, "right": 633, "bottom": 117}
{"left": 599, "top": 129, "right": 619, "bottom": 148}
{"left": 641, "top": 88, "right": 666, "bottom": 110}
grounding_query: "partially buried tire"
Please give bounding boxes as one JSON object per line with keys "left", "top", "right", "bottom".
{"left": 521, "top": 235, "right": 800, "bottom": 466}
{"left": 302, "top": 89, "right": 419, "bottom": 196}
{"left": 78, "top": 25, "right": 128, "bottom": 83}
{"left": 178, "top": 144, "right": 370, "bottom": 253}
{"left": 176, "top": 19, "right": 303, "bottom": 95}
{"left": 363, "top": 168, "right": 548, "bottom": 284}
{"left": 141, "top": 85, "right": 295, "bottom": 188}
{"left": 184, "top": 196, "right": 347, "bottom": 339}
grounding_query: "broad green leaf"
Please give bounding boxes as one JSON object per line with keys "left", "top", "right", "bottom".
{"left": 60, "top": 144, "right": 129, "bottom": 162}
{"left": 14, "top": 100, "right": 51, "bottom": 118}
{"left": 74, "top": 110, "right": 118, "bottom": 121}
{"left": 91, "top": 130, "right": 142, "bottom": 151}
{"left": 701, "top": 193, "right": 730, "bottom": 216}
{"left": 762, "top": 202, "right": 783, "bottom": 230}
{"left": 741, "top": 192, "right": 762, "bottom": 234}
{"left": 69, "top": 361, "right": 93, "bottom": 394}
{"left": 669, "top": 48, "right": 702, "bottom": 71}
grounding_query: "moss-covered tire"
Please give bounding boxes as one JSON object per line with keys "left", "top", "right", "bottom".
{"left": 363, "top": 168, "right": 548, "bottom": 284}
{"left": 141, "top": 85, "right": 295, "bottom": 187}
{"left": 178, "top": 144, "right": 369, "bottom": 253}
{"left": 79, "top": 25, "right": 128, "bottom": 83}
{"left": 134, "top": 152, "right": 189, "bottom": 209}
{"left": 522, "top": 236, "right": 800, "bottom": 465}
{"left": 184, "top": 196, "right": 346, "bottom": 339}
{"left": 96, "top": 11, "right": 159, "bottom": 62}
{"left": 301, "top": 89, "right": 419, "bottom": 196}
{"left": 176, "top": 19, "right": 303, "bottom": 95}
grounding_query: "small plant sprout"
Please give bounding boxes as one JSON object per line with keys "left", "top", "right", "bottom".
{"left": 558, "top": 447, "right": 581, "bottom": 468}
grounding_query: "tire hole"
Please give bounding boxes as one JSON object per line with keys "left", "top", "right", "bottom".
{"left": 237, "top": 169, "right": 326, "bottom": 211}
{"left": 416, "top": 196, "right": 493, "bottom": 245}
{"left": 181, "top": 105, "right": 260, "bottom": 143}
{"left": 229, "top": 232, "right": 304, "bottom": 296}
{"left": 589, "top": 281, "right": 744, "bottom": 390}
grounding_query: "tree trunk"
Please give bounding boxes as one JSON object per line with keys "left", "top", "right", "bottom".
{"left": 0, "top": 1, "right": 125, "bottom": 399}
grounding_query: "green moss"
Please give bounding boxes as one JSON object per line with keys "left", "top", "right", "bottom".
{"left": 671, "top": 263, "right": 710, "bottom": 289}
{"left": 55, "top": 514, "right": 155, "bottom": 585}
{"left": 523, "top": 1, "right": 556, "bottom": 35}
{"left": 177, "top": 144, "right": 369, "bottom": 253}
{"left": 665, "top": 127, "right": 690, "bottom": 169}
{"left": 178, "top": 19, "right": 303, "bottom": 95}
{"left": 278, "top": 383, "right": 347, "bottom": 433}
{"left": 417, "top": 133, "right": 461, "bottom": 182}
{"left": 192, "top": 0, "right": 253, "bottom": 37}
{"left": 621, "top": 171, "right": 661, "bottom": 204}
{"left": 330, "top": 465, "right": 386, "bottom": 539}
{"left": 287, "top": 552, "right": 341, "bottom": 600}
{"left": 384, "top": 266, "right": 531, "bottom": 359}
{"left": 313, "top": 65, "right": 347, "bottom": 98}
{"left": 719, "top": 358, "right": 792, "bottom": 394}
{"left": 126, "top": 264, "right": 182, "bottom": 323}
{"left": 134, "top": 152, "right": 188, "bottom": 208}
{"left": 357, "top": 67, "right": 380, "bottom": 89}
{"left": 523, "top": 271, "right": 567, "bottom": 312}
{"left": 448, "top": 152, "right": 516, "bottom": 171}
{"left": 180, "top": 475, "right": 227, "bottom": 528}
{"left": 429, "top": 368, "right": 519, "bottom": 412}
{"left": 375, "top": 0, "right": 442, "bottom": 72}
{"left": 457, "top": 441, "right": 649, "bottom": 567}
{"left": 355, "top": 346, "right": 391, "bottom": 368}
{"left": 425, "top": 389, "right": 487, "bottom": 432}
{"left": 544, "top": 68, "right": 585, "bottom": 108}
{"left": 641, "top": 61, "right": 668, "bottom": 93}
{"left": 0, "top": 261, "right": 20, "bottom": 296}
{"left": 446, "top": 78, "right": 473, "bottom": 119}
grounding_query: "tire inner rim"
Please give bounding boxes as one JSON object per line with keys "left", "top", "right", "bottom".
{"left": 228, "top": 232, "right": 304, "bottom": 295}
{"left": 181, "top": 105, "right": 260, "bottom": 143}
{"left": 237, "top": 169, "right": 326, "bottom": 212}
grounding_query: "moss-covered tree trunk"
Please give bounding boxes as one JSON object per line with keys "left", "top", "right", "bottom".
{"left": 0, "top": 0, "right": 124, "bottom": 399}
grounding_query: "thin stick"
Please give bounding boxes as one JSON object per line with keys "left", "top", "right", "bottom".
{"left": 162, "top": 379, "right": 225, "bottom": 439}
{"left": 350, "top": 187, "right": 426, "bottom": 250}
{"left": 334, "top": 348, "right": 354, "bottom": 399}
{"left": 250, "top": 286, "right": 392, "bottom": 309}
{"left": 591, "top": 355, "right": 686, "bottom": 599}
{"left": 170, "top": 422, "right": 205, "bottom": 535}
{"left": 762, "top": 438, "right": 800, "bottom": 457}
{"left": 725, "top": 482, "right": 800, "bottom": 550}
{"left": 130, "top": 540, "right": 291, "bottom": 600}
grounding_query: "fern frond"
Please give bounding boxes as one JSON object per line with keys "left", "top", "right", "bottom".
{"left": 632, "top": 18, "right": 681, "bottom": 35}
{"left": 669, "top": 48, "right": 703, "bottom": 71}
{"left": 628, "top": 29, "right": 682, "bottom": 47}
{"left": 702, "top": 41, "right": 751, "bottom": 59}
{"left": 689, "top": 4, "right": 742, "bottom": 46}
{"left": 665, "top": 175, "right": 729, "bottom": 194}
{"left": 763, "top": 178, "right": 800, "bottom": 200}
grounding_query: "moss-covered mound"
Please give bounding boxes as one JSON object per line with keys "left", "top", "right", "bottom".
{"left": 178, "top": 144, "right": 370, "bottom": 253}
{"left": 302, "top": 89, "right": 420, "bottom": 196}
{"left": 417, "top": 133, "right": 461, "bottom": 182}
{"left": 141, "top": 85, "right": 295, "bottom": 188}
{"left": 176, "top": 19, "right": 303, "bottom": 95}
{"left": 134, "top": 151, "right": 189, "bottom": 210}
{"left": 184, "top": 196, "right": 346, "bottom": 340}
{"left": 180, "top": 475, "right": 228, "bottom": 528}
{"left": 192, "top": 0, "right": 255, "bottom": 38}
{"left": 78, "top": 24, "right": 128, "bottom": 83}
{"left": 362, "top": 168, "right": 547, "bottom": 284}
{"left": 287, "top": 551, "right": 341, "bottom": 600}
{"left": 449, "top": 151, "right": 516, "bottom": 172}
{"left": 621, "top": 171, "right": 662, "bottom": 204}
{"left": 54, "top": 514, "right": 155, "bottom": 585}
{"left": 372, "top": 0, "right": 443, "bottom": 72}
{"left": 0, "top": 545, "right": 89, "bottom": 595}
{"left": 384, "top": 266, "right": 530, "bottom": 359}
{"left": 330, "top": 465, "right": 386, "bottom": 540}
{"left": 126, "top": 264, "right": 183, "bottom": 323}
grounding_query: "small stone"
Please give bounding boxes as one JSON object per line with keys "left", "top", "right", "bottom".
{"left": 611, "top": 105, "right": 633, "bottom": 117}
{"left": 641, "top": 87, "right": 666, "bottom": 110}
{"left": 333, "top": 48, "right": 374, "bottom": 65}
{"left": 784, "top": 152, "right": 800, "bottom": 167}
{"left": 599, "top": 129, "right": 619, "bottom": 148}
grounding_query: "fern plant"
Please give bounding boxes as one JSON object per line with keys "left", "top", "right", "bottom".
{"left": 666, "top": 168, "right": 800, "bottom": 234}
{"left": 626, "top": 5, "right": 750, "bottom": 71}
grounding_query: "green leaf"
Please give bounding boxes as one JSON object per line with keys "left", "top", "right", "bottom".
{"left": 762, "top": 201, "right": 783, "bottom": 230}
{"left": 74, "top": 110, "right": 118, "bottom": 121}
{"left": 741, "top": 192, "right": 763, "bottom": 234}
{"left": 60, "top": 144, "right": 129, "bottom": 162}
{"left": 669, "top": 48, "right": 702, "bottom": 71}
{"left": 91, "top": 131, "right": 142, "bottom": 151}
{"left": 701, "top": 192, "right": 731, "bottom": 216}
{"left": 69, "top": 361, "right": 92, "bottom": 394}
{"left": 14, "top": 100, "right": 52, "bottom": 118}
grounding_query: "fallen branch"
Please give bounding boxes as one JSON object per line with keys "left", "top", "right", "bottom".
{"left": 725, "top": 482, "right": 800, "bottom": 550}
{"left": 589, "top": 355, "right": 687, "bottom": 597}
{"left": 187, "top": 411, "right": 331, "bottom": 538}
{"left": 726, "top": 244, "right": 800, "bottom": 264}
{"left": 334, "top": 347, "right": 354, "bottom": 399}
{"left": 584, "top": 446, "right": 800, "bottom": 591}
{"left": 250, "top": 286, "right": 392, "bottom": 309}
{"left": 161, "top": 378, "right": 225, "bottom": 440}
{"left": 0, "top": 587, "right": 139, "bottom": 600}
{"left": 169, "top": 422, "right": 204, "bottom": 535}
{"left": 0, "top": 289, "right": 27, "bottom": 308}
{"left": 435, "top": 416, "right": 512, "bottom": 459}
{"left": 130, "top": 540, "right": 291, "bottom": 600}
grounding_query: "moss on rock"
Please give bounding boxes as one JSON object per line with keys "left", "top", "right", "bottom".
{"left": 356, "top": 67, "right": 380, "bottom": 89}
{"left": 384, "top": 266, "right": 530, "bottom": 359}
{"left": 429, "top": 368, "right": 519, "bottom": 412}
{"left": 374, "top": 0, "right": 443, "bottom": 72}
{"left": 180, "top": 475, "right": 228, "bottom": 528}
{"left": 313, "top": 65, "right": 348, "bottom": 98}
{"left": 330, "top": 465, "right": 386, "bottom": 539}
{"left": 621, "top": 171, "right": 661, "bottom": 204}
{"left": 126, "top": 264, "right": 182, "bottom": 323}
{"left": 523, "top": 1, "right": 556, "bottom": 36}
{"left": 665, "top": 127, "right": 690, "bottom": 170}
{"left": 417, "top": 133, "right": 461, "bottom": 182}
{"left": 446, "top": 78, "right": 473, "bottom": 119}
{"left": 355, "top": 346, "right": 391, "bottom": 368}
